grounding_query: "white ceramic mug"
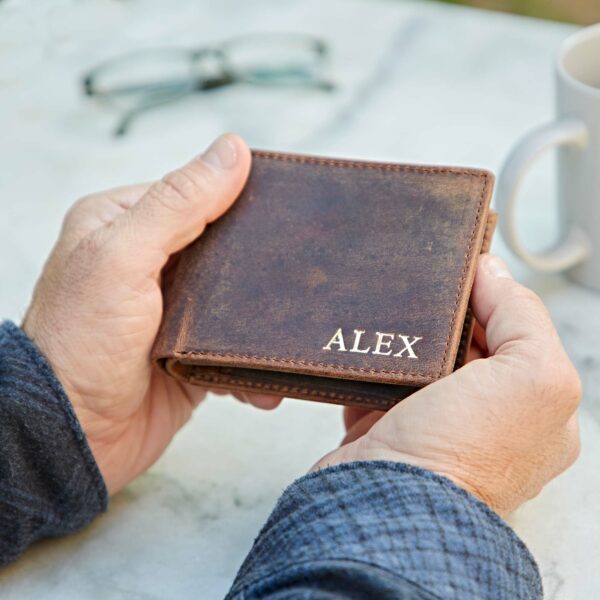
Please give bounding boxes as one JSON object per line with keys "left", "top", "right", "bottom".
{"left": 497, "top": 23, "right": 600, "bottom": 291}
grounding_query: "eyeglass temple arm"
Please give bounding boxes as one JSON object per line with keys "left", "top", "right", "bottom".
{"left": 83, "top": 72, "right": 235, "bottom": 98}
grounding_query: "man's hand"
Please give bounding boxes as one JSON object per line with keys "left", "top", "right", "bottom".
{"left": 23, "top": 134, "right": 282, "bottom": 496}
{"left": 313, "top": 255, "right": 581, "bottom": 516}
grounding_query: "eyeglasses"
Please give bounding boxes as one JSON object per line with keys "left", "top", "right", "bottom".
{"left": 82, "top": 33, "right": 334, "bottom": 137}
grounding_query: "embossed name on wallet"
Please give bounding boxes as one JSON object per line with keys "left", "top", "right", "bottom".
{"left": 152, "top": 151, "right": 496, "bottom": 410}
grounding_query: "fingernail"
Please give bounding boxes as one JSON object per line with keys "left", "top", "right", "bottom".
{"left": 484, "top": 255, "right": 513, "bottom": 279}
{"left": 202, "top": 134, "right": 237, "bottom": 170}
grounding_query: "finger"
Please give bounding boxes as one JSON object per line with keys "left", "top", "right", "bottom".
{"left": 204, "top": 389, "right": 282, "bottom": 411}
{"left": 208, "top": 388, "right": 236, "bottom": 397}
{"left": 246, "top": 393, "right": 284, "bottom": 410}
{"left": 232, "top": 391, "right": 248, "bottom": 403}
{"left": 343, "top": 406, "right": 373, "bottom": 431}
{"left": 466, "top": 341, "right": 485, "bottom": 363}
{"left": 108, "top": 133, "right": 251, "bottom": 275}
{"left": 341, "top": 410, "right": 385, "bottom": 445}
{"left": 57, "top": 183, "right": 152, "bottom": 258}
{"left": 471, "top": 255, "right": 558, "bottom": 357}
{"left": 466, "top": 321, "right": 487, "bottom": 362}
{"left": 179, "top": 382, "right": 208, "bottom": 409}
{"left": 227, "top": 390, "right": 283, "bottom": 409}
{"left": 471, "top": 320, "right": 488, "bottom": 356}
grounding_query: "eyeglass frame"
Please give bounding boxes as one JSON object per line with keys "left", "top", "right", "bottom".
{"left": 82, "top": 33, "right": 334, "bottom": 136}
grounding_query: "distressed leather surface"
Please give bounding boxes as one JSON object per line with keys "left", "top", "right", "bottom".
{"left": 153, "top": 150, "right": 495, "bottom": 410}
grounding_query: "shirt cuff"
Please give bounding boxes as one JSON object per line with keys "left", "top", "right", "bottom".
{"left": 0, "top": 321, "right": 108, "bottom": 564}
{"left": 229, "top": 461, "right": 542, "bottom": 600}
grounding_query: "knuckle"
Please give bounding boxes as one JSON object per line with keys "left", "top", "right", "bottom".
{"left": 64, "top": 195, "right": 96, "bottom": 226}
{"left": 512, "top": 285, "right": 545, "bottom": 310}
{"left": 544, "top": 354, "right": 580, "bottom": 391}
{"left": 561, "top": 364, "right": 583, "bottom": 411}
{"left": 520, "top": 293, "right": 552, "bottom": 330}
{"left": 155, "top": 163, "right": 213, "bottom": 209}
{"left": 74, "top": 228, "right": 114, "bottom": 267}
{"left": 568, "top": 433, "right": 582, "bottom": 466}
{"left": 75, "top": 230, "right": 101, "bottom": 256}
{"left": 74, "top": 194, "right": 96, "bottom": 210}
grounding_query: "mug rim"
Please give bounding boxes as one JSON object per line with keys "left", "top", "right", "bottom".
{"left": 557, "top": 23, "right": 600, "bottom": 97}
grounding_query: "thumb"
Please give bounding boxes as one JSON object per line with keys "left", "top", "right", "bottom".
{"left": 471, "top": 254, "right": 557, "bottom": 356}
{"left": 110, "top": 133, "right": 251, "bottom": 272}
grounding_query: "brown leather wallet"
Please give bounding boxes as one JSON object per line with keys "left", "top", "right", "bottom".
{"left": 153, "top": 150, "right": 496, "bottom": 410}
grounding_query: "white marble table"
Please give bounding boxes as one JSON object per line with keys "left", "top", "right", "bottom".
{"left": 1, "top": 0, "right": 599, "bottom": 598}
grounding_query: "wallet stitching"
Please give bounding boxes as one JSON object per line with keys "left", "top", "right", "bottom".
{"left": 178, "top": 151, "right": 491, "bottom": 383}
{"left": 252, "top": 150, "right": 491, "bottom": 178}
{"left": 437, "top": 177, "right": 488, "bottom": 376}
{"left": 450, "top": 214, "right": 495, "bottom": 370}
{"left": 188, "top": 371, "right": 398, "bottom": 408}
{"left": 177, "top": 351, "right": 435, "bottom": 383}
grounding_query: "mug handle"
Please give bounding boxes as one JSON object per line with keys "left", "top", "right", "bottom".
{"left": 497, "top": 118, "right": 591, "bottom": 272}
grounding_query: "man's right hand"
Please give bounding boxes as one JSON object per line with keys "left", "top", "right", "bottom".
{"left": 313, "top": 254, "right": 582, "bottom": 517}
{"left": 22, "top": 134, "right": 282, "bottom": 498}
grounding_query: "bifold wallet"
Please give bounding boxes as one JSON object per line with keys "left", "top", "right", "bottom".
{"left": 153, "top": 150, "right": 496, "bottom": 411}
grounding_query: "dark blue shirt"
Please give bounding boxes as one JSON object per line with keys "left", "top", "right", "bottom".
{"left": 0, "top": 321, "right": 542, "bottom": 598}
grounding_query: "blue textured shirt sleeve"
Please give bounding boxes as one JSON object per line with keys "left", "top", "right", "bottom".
{"left": 227, "top": 461, "right": 542, "bottom": 599}
{"left": 0, "top": 317, "right": 543, "bottom": 598}
{"left": 0, "top": 321, "right": 107, "bottom": 565}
